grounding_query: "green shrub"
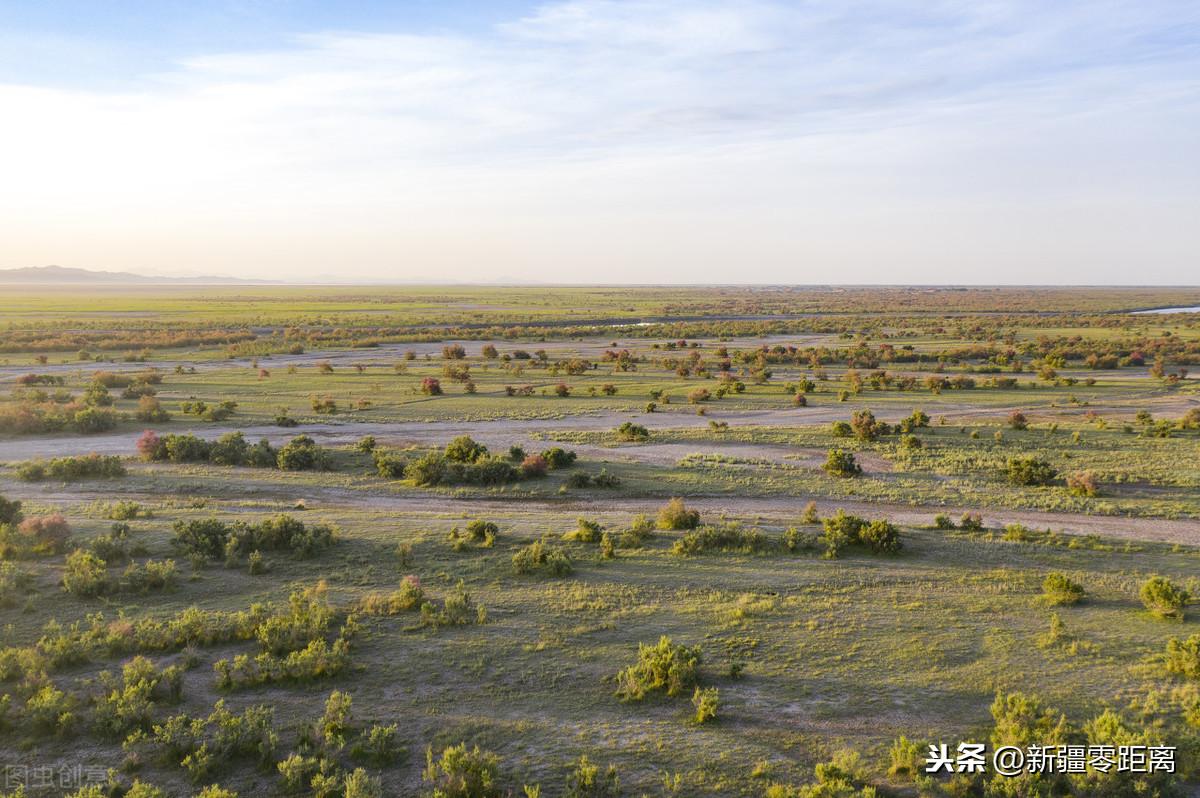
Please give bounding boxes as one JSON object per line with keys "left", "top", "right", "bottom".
{"left": 1164, "top": 635, "right": 1200, "bottom": 680}
{"left": 564, "top": 472, "right": 592, "bottom": 488}
{"left": 92, "top": 655, "right": 184, "bottom": 737}
{"left": 822, "top": 448, "right": 861, "bottom": 477}
{"left": 1141, "top": 576, "right": 1189, "bottom": 620}
{"left": 616, "top": 422, "right": 650, "bottom": 442}
{"left": 615, "top": 636, "right": 701, "bottom": 700}
{"left": 887, "top": 735, "right": 922, "bottom": 780}
{"left": 62, "top": 549, "right": 111, "bottom": 597}
{"left": 692, "top": 686, "right": 719, "bottom": 724}
{"left": 73, "top": 406, "right": 118, "bottom": 433}
{"left": 465, "top": 519, "right": 498, "bottom": 544}
{"left": 422, "top": 742, "right": 503, "bottom": 798}
{"left": 173, "top": 515, "right": 333, "bottom": 561}
{"left": 656, "top": 497, "right": 700, "bottom": 530}
{"left": 782, "top": 526, "right": 817, "bottom": 553}
{"left": 850, "top": 409, "right": 889, "bottom": 440}
{"left": 564, "top": 518, "right": 603, "bottom": 543}
{"left": 564, "top": 755, "right": 620, "bottom": 798}
{"left": 0, "top": 562, "right": 33, "bottom": 608}
{"left": 540, "top": 447, "right": 577, "bottom": 469}
{"left": 0, "top": 494, "right": 22, "bottom": 526}
{"left": 858, "top": 519, "right": 900, "bottom": 553}
{"left": 343, "top": 768, "right": 382, "bottom": 798}
{"left": 17, "top": 454, "right": 126, "bottom": 482}
{"left": 277, "top": 435, "right": 329, "bottom": 471}
{"left": 106, "top": 500, "right": 148, "bottom": 520}
{"left": 373, "top": 449, "right": 407, "bottom": 479}
{"left": 618, "top": 515, "right": 654, "bottom": 548}
{"left": 1042, "top": 573, "right": 1085, "bottom": 605}
{"left": 820, "top": 510, "right": 865, "bottom": 558}
{"left": 672, "top": 523, "right": 769, "bottom": 555}
{"left": 445, "top": 435, "right": 488, "bottom": 463}
{"left": 512, "top": 541, "right": 573, "bottom": 577}
{"left": 1006, "top": 456, "right": 1057, "bottom": 486}
{"left": 351, "top": 723, "right": 401, "bottom": 765}
{"left": 421, "top": 581, "right": 485, "bottom": 627}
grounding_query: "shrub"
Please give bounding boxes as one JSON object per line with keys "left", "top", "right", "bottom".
{"left": 406, "top": 452, "right": 447, "bottom": 486}
{"left": 692, "top": 686, "right": 719, "bottom": 724}
{"left": 554, "top": 382, "right": 571, "bottom": 397}
{"left": 421, "top": 377, "right": 443, "bottom": 396}
{"left": 1066, "top": 471, "right": 1099, "bottom": 497}
{"left": 887, "top": 735, "right": 922, "bottom": 780}
{"left": 822, "top": 448, "right": 861, "bottom": 477}
{"left": 564, "top": 472, "right": 592, "bottom": 489}
{"left": 830, "top": 420, "right": 852, "bottom": 437}
{"left": 173, "top": 516, "right": 333, "bottom": 561}
{"left": 63, "top": 549, "right": 110, "bottom": 597}
{"left": 520, "top": 454, "right": 548, "bottom": 478}
{"left": 0, "top": 494, "right": 22, "bottom": 526}
{"left": 1042, "top": 573, "right": 1085, "bottom": 605}
{"left": 106, "top": 500, "right": 148, "bottom": 520}
{"left": 1141, "top": 576, "right": 1189, "bottom": 620}
{"left": 72, "top": 406, "right": 118, "bottom": 433}
{"left": 121, "top": 560, "right": 178, "bottom": 594}
{"left": 656, "top": 497, "right": 700, "bottom": 530}
{"left": 351, "top": 723, "right": 401, "bottom": 765}
{"left": 18, "top": 513, "right": 72, "bottom": 552}
{"left": 359, "top": 575, "right": 425, "bottom": 615}
{"left": 136, "top": 396, "right": 170, "bottom": 422}
{"left": 540, "top": 447, "right": 577, "bottom": 469}
{"left": 821, "top": 510, "right": 866, "bottom": 558}
{"left": 160, "top": 434, "right": 211, "bottom": 463}
{"left": 933, "top": 514, "right": 955, "bottom": 530}
{"left": 373, "top": 450, "right": 408, "bottom": 478}
{"left": 565, "top": 755, "right": 621, "bottom": 798}
{"left": 512, "top": 540, "right": 573, "bottom": 577}
{"left": 859, "top": 519, "right": 901, "bottom": 553}
{"left": 672, "top": 523, "right": 769, "bottom": 555}
{"left": 445, "top": 436, "right": 487, "bottom": 463}
{"left": 615, "top": 422, "right": 649, "bottom": 442}
{"left": 959, "top": 513, "right": 984, "bottom": 531}
{"left": 618, "top": 515, "right": 655, "bottom": 548}
{"left": 208, "top": 432, "right": 250, "bottom": 466}
{"left": 277, "top": 435, "right": 329, "bottom": 471}
{"left": 18, "top": 454, "right": 126, "bottom": 482}
{"left": 0, "top": 562, "right": 33, "bottom": 608}
{"left": 421, "top": 581, "right": 485, "bottom": 627}
{"left": 615, "top": 636, "right": 701, "bottom": 700}
{"left": 782, "top": 526, "right": 817, "bottom": 553}
{"left": 15, "top": 461, "right": 46, "bottom": 481}
{"left": 422, "top": 743, "right": 503, "bottom": 798}
{"left": 565, "top": 518, "right": 603, "bottom": 543}
{"left": 1164, "top": 634, "right": 1200, "bottom": 680}
{"left": 465, "top": 519, "right": 499, "bottom": 544}
{"left": 1007, "top": 456, "right": 1057, "bottom": 486}
{"left": 850, "top": 409, "right": 888, "bottom": 440}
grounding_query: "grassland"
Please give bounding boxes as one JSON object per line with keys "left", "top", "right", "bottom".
{"left": 1, "top": 286, "right": 1199, "bottom": 797}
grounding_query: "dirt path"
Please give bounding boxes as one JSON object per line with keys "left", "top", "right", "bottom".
{"left": 10, "top": 471, "right": 1198, "bottom": 546}
{"left": 0, "top": 397, "right": 1053, "bottom": 462}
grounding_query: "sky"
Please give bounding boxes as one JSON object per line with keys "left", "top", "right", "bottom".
{"left": 0, "top": 0, "right": 1197, "bottom": 284}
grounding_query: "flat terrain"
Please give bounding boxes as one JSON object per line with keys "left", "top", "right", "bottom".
{"left": 1, "top": 286, "right": 1199, "bottom": 797}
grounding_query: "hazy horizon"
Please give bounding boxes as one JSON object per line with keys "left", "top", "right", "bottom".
{"left": 2, "top": 1, "right": 1197, "bottom": 284}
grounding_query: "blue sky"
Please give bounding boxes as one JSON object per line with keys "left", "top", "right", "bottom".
{"left": 0, "top": 1, "right": 1197, "bottom": 283}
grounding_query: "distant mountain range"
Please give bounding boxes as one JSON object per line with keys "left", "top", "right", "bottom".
{"left": 0, "top": 265, "right": 278, "bottom": 284}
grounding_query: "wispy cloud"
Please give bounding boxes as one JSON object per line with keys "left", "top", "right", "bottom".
{"left": 1, "top": 0, "right": 1197, "bottom": 282}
